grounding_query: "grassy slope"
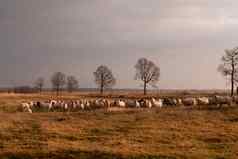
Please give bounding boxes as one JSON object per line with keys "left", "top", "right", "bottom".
{"left": 0, "top": 93, "right": 238, "bottom": 159}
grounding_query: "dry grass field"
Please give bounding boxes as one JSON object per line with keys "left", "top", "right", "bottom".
{"left": 0, "top": 92, "right": 238, "bottom": 159}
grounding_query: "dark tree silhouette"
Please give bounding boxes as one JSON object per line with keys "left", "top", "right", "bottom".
{"left": 67, "top": 75, "right": 79, "bottom": 93}
{"left": 94, "top": 65, "right": 116, "bottom": 94}
{"left": 218, "top": 47, "right": 238, "bottom": 96}
{"left": 34, "top": 77, "right": 44, "bottom": 93}
{"left": 135, "top": 58, "right": 160, "bottom": 95}
{"left": 51, "top": 72, "right": 66, "bottom": 96}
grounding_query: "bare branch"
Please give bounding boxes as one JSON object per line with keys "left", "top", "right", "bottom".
{"left": 51, "top": 72, "right": 66, "bottom": 96}
{"left": 67, "top": 75, "right": 79, "bottom": 93}
{"left": 135, "top": 58, "right": 160, "bottom": 95}
{"left": 94, "top": 65, "right": 116, "bottom": 94}
{"left": 218, "top": 47, "right": 238, "bottom": 96}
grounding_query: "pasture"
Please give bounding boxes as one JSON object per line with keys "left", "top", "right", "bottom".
{"left": 0, "top": 92, "right": 238, "bottom": 159}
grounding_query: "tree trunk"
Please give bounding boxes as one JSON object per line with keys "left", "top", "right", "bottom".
{"left": 100, "top": 80, "right": 104, "bottom": 94}
{"left": 100, "top": 74, "right": 104, "bottom": 94}
{"left": 144, "top": 81, "right": 147, "bottom": 95}
{"left": 231, "top": 60, "right": 235, "bottom": 97}
{"left": 56, "top": 86, "right": 59, "bottom": 96}
{"left": 100, "top": 85, "right": 103, "bottom": 94}
{"left": 231, "top": 76, "right": 234, "bottom": 97}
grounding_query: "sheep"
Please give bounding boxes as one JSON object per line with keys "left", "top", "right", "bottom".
{"left": 135, "top": 100, "right": 140, "bottom": 108}
{"left": 176, "top": 98, "right": 183, "bottom": 106}
{"left": 104, "top": 99, "right": 111, "bottom": 108}
{"left": 139, "top": 99, "right": 152, "bottom": 108}
{"left": 233, "top": 96, "right": 238, "bottom": 104}
{"left": 125, "top": 99, "right": 137, "bottom": 108}
{"left": 163, "top": 98, "right": 177, "bottom": 106}
{"left": 151, "top": 98, "right": 163, "bottom": 108}
{"left": 91, "top": 99, "right": 105, "bottom": 109}
{"left": 214, "top": 96, "right": 233, "bottom": 107}
{"left": 118, "top": 99, "right": 126, "bottom": 107}
{"left": 182, "top": 97, "right": 197, "bottom": 106}
{"left": 37, "top": 101, "right": 52, "bottom": 111}
{"left": 197, "top": 97, "right": 209, "bottom": 105}
{"left": 49, "top": 100, "right": 57, "bottom": 110}
{"left": 21, "top": 103, "right": 33, "bottom": 113}
{"left": 80, "top": 100, "right": 85, "bottom": 110}
{"left": 145, "top": 100, "right": 152, "bottom": 108}
{"left": 84, "top": 100, "right": 91, "bottom": 110}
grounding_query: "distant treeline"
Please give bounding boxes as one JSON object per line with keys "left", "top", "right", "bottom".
{"left": 13, "top": 86, "right": 38, "bottom": 94}
{"left": 3, "top": 58, "right": 161, "bottom": 95}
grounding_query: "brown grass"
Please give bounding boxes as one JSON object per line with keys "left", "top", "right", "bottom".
{"left": 0, "top": 92, "right": 238, "bottom": 159}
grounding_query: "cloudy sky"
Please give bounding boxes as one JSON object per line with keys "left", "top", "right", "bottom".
{"left": 0, "top": 0, "right": 238, "bottom": 89}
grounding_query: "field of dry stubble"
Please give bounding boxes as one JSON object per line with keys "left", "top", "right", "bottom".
{"left": 0, "top": 92, "right": 238, "bottom": 159}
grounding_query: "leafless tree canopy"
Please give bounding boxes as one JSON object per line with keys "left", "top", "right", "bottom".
{"left": 67, "top": 75, "right": 79, "bottom": 93}
{"left": 51, "top": 72, "right": 66, "bottom": 96}
{"left": 94, "top": 65, "right": 116, "bottom": 94}
{"left": 218, "top": 47, "right": 238, "bottom": 96}
{"left": 135, "top": 58, "right": 160, "bottom": 95}
{"left": 34, "top": 77, "right": 44, "bottom": 93}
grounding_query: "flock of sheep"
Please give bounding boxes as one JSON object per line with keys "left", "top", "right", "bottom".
{"left": 21, "top": 95, "right": 238, "bottom": 113}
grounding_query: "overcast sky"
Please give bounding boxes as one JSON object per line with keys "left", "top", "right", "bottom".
{"left": 0, "top": 0, "right": 238, "bottom": 89}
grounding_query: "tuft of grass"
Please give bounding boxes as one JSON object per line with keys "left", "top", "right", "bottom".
{"left": 0, "top": 150, "right": 179, "bottom": 159}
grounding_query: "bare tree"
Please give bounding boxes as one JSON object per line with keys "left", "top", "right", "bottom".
{"left": 135, "top": 58, "right": 160, "bottom": 95}
{"left": 51, "top": 72, "right": 66, "bottom": 96}
{"left": 67, "top": 75, "right": 79, "bottom": 93}
{"left": 34, "top": 77, "right": 44, "bottom": 93}
{"left": 94, "top": 65, "right": 116, "bottom": 94}
{"left": 218, "top": 47, "right": 238, "bottom": 96}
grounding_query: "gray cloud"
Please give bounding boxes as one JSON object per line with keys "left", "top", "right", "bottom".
{"left": 0, "top": 0, "right": 237, "bottom": 89}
